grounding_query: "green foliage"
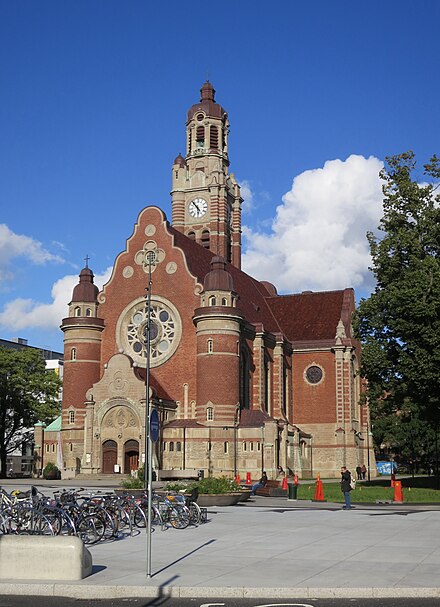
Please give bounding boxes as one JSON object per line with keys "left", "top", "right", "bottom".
{"left": 165, "top": 481, "right": 190, "bottom": 492}
{"left": 120, "top": 467, "right": 145, "bottom": 489}
{"left": 0, "top": 346, "right": 61, "bottom": 477}
{"left": 42, "top": 462, "right": 60, "bottom": 479}
{"left": 190, "top": 476, "right": 240, "bottom": 494}
{"left": 354, "top": 152, "right": 440, "bottom": 455}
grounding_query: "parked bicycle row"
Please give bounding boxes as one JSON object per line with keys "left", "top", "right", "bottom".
{"left": 0, "top": 486, "right": 207, "bottom": 544}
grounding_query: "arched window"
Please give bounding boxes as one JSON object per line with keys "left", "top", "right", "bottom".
{"left": 207, "top": 338, "right": 213, "bottom": 353}
{"left": 201, "top": 230, "right": 210, "bottom": 249}
{"left": 74, "top": 306, "right": 81, "bottom": 317}
{"left": 163, "top": 442, "right": 167, "bottom": 451}
{"left": 71, "top": 348, "right": 77, "bottom": 361}
{"left": 169, "top": 442, "right": 174, "bottom": 452}
{"left": 69, "top": 443, "right": 73, "bottom": 452}
{"left": 210, "top": 125, "right": 219, "bottom": 149}
{"left": 221, "top": 297, "right": 228, "bottom": 306}
{"left": 176, "top": 442, "right": 182, "bottom": 452}
{"left": 188, "top": 231, "right": 196, "bottom": 240}
{"left": 264, "top": 353, "right": 271, "bottom": 413}
{"left": 196, "top": 125, "right": 205, "bottom": 148}
{"left": 209, "top": 296, "right": 216, "bottom": 306}
{"left": 86, "top": 308, "right": 92, "bottom": 317}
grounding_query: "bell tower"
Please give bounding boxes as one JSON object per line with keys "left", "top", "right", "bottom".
{"left": 171, "top": 81, "right": 242, "bottom": 268}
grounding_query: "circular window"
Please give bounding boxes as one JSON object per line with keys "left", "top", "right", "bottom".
{"left": 117, "top": 297, "right": 182, "bottom": 368}
{"left": 197, "top": 113, "right": 204, "bottom": 121}
{"left": 305, "top": 365, "right": 323, "bottom": 385}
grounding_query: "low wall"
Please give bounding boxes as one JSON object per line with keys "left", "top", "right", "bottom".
{"left": 0, "top": 535, "right": 93, "bottom": 580}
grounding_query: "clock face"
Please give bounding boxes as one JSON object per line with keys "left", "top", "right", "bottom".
{"left": 189, "top": 198, "right": 208, "bottom": 218}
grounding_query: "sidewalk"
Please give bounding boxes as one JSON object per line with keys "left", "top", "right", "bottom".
{"left": 1, "top": 495, "right": 440, "bottom": 599}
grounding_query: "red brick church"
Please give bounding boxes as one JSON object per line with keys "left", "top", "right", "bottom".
{"left": 45, "top": 82, "right": 374, "bottom": 479}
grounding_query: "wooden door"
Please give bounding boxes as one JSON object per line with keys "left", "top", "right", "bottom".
{"left": 102, "top": 440, "right": 117, "bottom": 474}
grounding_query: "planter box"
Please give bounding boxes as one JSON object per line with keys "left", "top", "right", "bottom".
{"left": 196, "top": 493, "right": 242, "bottom": 507}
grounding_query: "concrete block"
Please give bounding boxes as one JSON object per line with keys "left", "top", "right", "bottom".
{"left": 0, "top": 535, "right": 92, "bottom": 580}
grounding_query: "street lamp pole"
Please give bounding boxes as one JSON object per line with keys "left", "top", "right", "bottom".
{"left": 366, "top": 421, "right": 371, "bottom": 482}
{"left": 144, "top": 250, "right": 155, "bottom": 578}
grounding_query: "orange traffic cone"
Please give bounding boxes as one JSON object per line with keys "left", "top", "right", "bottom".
{"left": 245, "top": 472, "right": 252, "bottom": 485}
{"left": 282, "top": 475, "right": 288, "bottom": 490}
{"left": 393, "top": 480, "right": 404, "bottom": 503}
{"left": 235, "top": 474, "right": 240, "bottom": 485}
{"left": 313, "top": 476, "right": 325, "bottom": 501}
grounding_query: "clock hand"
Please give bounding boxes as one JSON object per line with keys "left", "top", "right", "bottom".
{"left": 193, "top": 201, "right": 200, "bottom": 211}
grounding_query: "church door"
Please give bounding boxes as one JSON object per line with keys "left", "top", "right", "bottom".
{"left": 102, "top": 440, "right": 117, "bottom": 474}
{"left": 124, "top": 439, "right": 139, "bottom": 474}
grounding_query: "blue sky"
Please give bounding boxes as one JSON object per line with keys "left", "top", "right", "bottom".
{"left": 0, "top": 0, "right": 439, "bottom": 353}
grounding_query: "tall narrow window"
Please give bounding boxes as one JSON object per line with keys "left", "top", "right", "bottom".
{"left": 207, "top": 407, "right": 214, "bottom": 421}
{"left": 196, "top": 126, "right": 204, "bottom": 148}
{"left": 169, "top": 442, "right": 174, "bottom": 452}
{"left": 224, "top": 442, "right": 228, "bottom": 454}
{"left": 209, "top": 296, "right": 216, "bottom": 306}
{"left": 201, "top": 230, "right": 210, "bottom": 249}
{"left": 176, "top": 442, "right": 182, "bottom": 452}
{"left": 74, "top": 307, "right": 81, "bottom": 317}
{"left": 71, "top": 348, "right": 77, "bottom": 361}
{"left": 210, "top": 125, "right": 219, "bottom": 149}
{"left": 188, "top": 231, "right": 196, "bottom": 240}
{"left": 86, "top": 308, "right": 92, "bottom": 317}
{"left": 207, "top": 338, "right": 213, "bottom": 353}
{"left": 69, "top": 411, "right": 75, "bottom": 424}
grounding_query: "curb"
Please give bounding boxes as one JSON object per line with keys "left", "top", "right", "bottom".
{"left": 0, "top": 584, "right": 439, "bottom": 599}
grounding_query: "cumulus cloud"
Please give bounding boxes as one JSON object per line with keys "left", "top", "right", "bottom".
{"left": 0, "top": 267, "right": 112, "bottom": 330}
{"left": 242, "top": 155, "right": 384, "bottom": 294}
{"left": 0, "top": 224, "right": 64, "bottom": 282}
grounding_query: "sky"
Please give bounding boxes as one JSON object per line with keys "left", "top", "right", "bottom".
{"left": 0, "top": 0, "right": 439, "bottom": 353}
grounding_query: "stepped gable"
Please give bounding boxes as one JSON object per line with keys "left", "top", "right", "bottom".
{"left": 170, "top": 226, "right": 281, "bottom": 334}
{"left": 266, "top": 289, "right": 351, "bottom": 343}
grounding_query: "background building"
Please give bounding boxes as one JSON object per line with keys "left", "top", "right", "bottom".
{"left": 43, "top": 83, "right": 375, "bottom": 479}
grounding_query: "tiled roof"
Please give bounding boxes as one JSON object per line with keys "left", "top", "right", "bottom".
{"left": 164, "top": 419, "right": 205, "bottom": 428}
{"left": 239, "top": 409, "right": 274, "bottom": 428}
{"left": 266, "top": 290, "right": 351, "bottom": 342}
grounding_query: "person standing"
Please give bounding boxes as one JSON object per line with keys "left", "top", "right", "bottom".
{"left": 361, "top": 464, "right": 367, "bottom": 480}
{"left": 356, "top": 465, "right": 362, "bottom": 480}
{"left": 340, "top": 466, "right": 353, "bottom": 509}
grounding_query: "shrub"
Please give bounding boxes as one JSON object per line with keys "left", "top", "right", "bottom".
{"left": 120, "top": 467, "right": 144, "bottom": 489}
{"left": 191, "top": 476, "right": 239, "bottom": 494}
{"left": 42, "top": 462, "right": 60, "bottom": 480}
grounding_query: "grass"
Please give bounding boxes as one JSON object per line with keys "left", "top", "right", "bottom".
{"left": 297, "top": 476, "right": 440, "bottom": 503}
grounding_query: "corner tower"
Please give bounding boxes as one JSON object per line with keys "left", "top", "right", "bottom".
{"left": 171, "top": 81, "right": 242, "bottom": 268}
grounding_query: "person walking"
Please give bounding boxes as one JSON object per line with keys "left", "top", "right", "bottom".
{"left": 340, "top": 466, "right": 353, "bottom": 509}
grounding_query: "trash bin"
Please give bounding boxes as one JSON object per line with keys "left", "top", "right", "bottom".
{"left": 288, "top": 482, "right": 298, "bottom": 500}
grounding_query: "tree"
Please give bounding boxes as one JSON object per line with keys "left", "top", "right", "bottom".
{"left": 0, "top": 346, "right": 61, "bottom": 477}
{"left": 355, "top": 152, "right": 440, "bottom": 464}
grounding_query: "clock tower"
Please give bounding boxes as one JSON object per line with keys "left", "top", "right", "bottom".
{"left": 171, "top": 81, "right": 242, "bottom": 268}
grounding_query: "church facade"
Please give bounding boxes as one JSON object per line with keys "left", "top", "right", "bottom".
{"left": 49, "top": 82, "right": 374, "bottom": 480}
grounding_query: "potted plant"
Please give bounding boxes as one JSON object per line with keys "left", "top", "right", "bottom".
{"left": 187, "top": 476, "right": 243, "bottom": 506}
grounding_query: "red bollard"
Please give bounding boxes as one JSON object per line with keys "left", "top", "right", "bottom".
{"left": 394, "top": 480, "right": 404, "bottom": 502}
{"left": 313, "top": 477, "right": 325, "bottom": 501}
{"left": 245, "top": 472, "right": 252, "bottom": 485}
{"left": 235, "top": 474, "right": 240, "bottom": 485}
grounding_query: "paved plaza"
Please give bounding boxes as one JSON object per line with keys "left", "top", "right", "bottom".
{"left": 1, "top": 479, "right": 440, "bottom": 599}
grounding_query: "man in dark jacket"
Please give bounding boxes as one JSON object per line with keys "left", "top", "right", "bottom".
{"left": 340, "top": 466, "right": 353, "bottom": 509}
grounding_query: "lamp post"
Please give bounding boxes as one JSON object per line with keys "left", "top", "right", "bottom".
{"left": 143, "top": 249, "right": 155, "bottom": 578}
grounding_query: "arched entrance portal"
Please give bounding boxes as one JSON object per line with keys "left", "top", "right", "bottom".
{"left": 102, "top": 440, "right": 117, "bottom": 474}
{"left": 124, "top": 439, "right": 139, "bottom": 474}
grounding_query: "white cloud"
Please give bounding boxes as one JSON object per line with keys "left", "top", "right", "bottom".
{"left": 0, "top": 224, "right": 64, "bottom": 282}
{"left": 0, "top": 267, "right": 112, "bottom": 330}
{"left": 242, "top": 155, "right": 384, "bottom": 294}
{"left": 238, "top": 179, "right": 254, "bottom": 213}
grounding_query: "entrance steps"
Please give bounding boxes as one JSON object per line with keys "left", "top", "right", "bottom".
{"left": 74, "top": 473, "right": 131, "bottom": 482}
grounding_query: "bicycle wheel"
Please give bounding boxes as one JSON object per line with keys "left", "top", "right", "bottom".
{"left": 169, "top": 504, "right": 190, "bottom": 529}
{"left": 76, "top": 514, "right": 100, "bottom": 544}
